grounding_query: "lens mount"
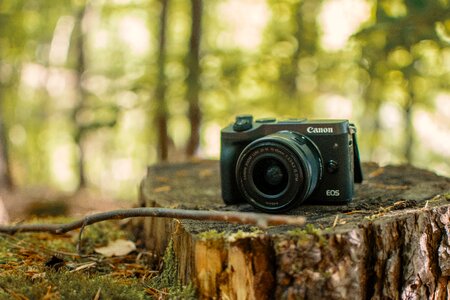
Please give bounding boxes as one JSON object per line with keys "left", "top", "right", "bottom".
{"left": 235, "top": 131, "right": 322, "bottom": 212}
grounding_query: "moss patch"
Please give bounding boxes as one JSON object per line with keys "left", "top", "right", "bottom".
{"left": 0, "top": 217, "right": 184, "bottom": 299}
{"left": 149, "top": 240, "right": 196, "bottom": 299}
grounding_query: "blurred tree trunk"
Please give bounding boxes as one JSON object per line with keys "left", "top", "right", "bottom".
{"left": 71, "top": 3, "right": 117, "bottom": 189}
{"left": 404, "top": 83, "right": 414, "bottom": 163}
{"left": 185, "top": 0, "right": 203, "bottom": 157}
{"left": 361, "top": 78, "right": 382, "bottom": 160}
{"left": 0, "top": 43, "right": 13, "bottom": 190}
{"left": 154, "top": 0, "right": 170, "bottom": 161}
{"left": 358, "top": 2, "right": 385, "bottom": 161}
{"left": 286, "top": 0, "right": 319, "bottom": 96}
{"left": 73, "top": 4, "right": 89, "bottom": 189}
{"left": 0, "top": 99, "right": 13, "bottom": 190}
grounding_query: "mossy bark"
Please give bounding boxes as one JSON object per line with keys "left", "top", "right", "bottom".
{"left": 139, "top": 160, "right": 450, "bottom": 299}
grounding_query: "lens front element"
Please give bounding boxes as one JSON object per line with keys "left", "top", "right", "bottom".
{"left": 253, "top": 156, "right": 289, "bottom": 196}
{"left": 236, "top": 131, "right": 322, "bottom": 212}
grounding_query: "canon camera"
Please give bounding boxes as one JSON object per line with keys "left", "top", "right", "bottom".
{"left": 220, "top": 115, "right": 363, "bottom": 213}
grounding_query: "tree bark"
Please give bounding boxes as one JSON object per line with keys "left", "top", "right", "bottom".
{"left": 0, "top": 91, "right": 13, "bottom": 190}
{"left": 73, "top": 4, "right": 89, "bottom": 189}
{"left": 139, "top": 160, "right": 450, "bottom": 299}
{"left": 185, "top": 0, "right": 202, "bottom": 157}
{"left": 154, "top": 0, "right": 170, "bottom": 161}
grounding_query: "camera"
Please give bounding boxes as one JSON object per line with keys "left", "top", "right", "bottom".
{"left": 220, "top": 115, "right": 363, "bottom": 213}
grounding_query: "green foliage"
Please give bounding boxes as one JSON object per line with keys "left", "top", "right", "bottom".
{"left": 0, "top": 0, "right": 449, "bottom": 194}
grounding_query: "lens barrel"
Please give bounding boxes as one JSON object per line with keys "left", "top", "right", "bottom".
{"left": 235, "top": 131, "right": 322, "bottom": 212}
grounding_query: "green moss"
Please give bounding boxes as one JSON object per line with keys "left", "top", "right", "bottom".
{"left": 287, "top": 224, "right": 320, "bottom": 237}
{"left": 149, "top": 240, "right": 197, "bottom": 299}
{"left": 287, "top": 228, "right": 308, "bottom": 238}
{"left": 287, "top": 224, "right": 327, "bottom": 246}
{"left": 0, "top": 217, "right": 193, "bottom": 299}
{"left": 444, "top": 192, "right": 450, "bottom": 201}
{"left": 197, "top": 229, "right": 225, "bottom": 240}
{"left": 0, "top": 272, "right": 148, "bottom": 300}
{"left": 150, "top": 240, "right": 178, "bottom": 289}
{"left": 0, "top": 229, "right": 150, "bottom": 299}
{"left": 229, "top": 229, "right": 263, "bottom": 241}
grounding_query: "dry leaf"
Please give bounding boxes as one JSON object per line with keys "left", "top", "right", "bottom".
{"left": 94, "top": 239, "right": 136, "bottom": 257}
{"left": 199, "top": 169, "right": 213, "bottom": 178}
{"left": 368, "top": 167, "right": 384, "bottom": 178}
{"left": 153, "top": 186, "right": 171, "bottom": 193}
{"left": 0, "top": 196, "right": 9, "bottom": 225}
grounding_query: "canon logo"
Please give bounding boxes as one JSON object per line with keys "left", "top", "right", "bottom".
{"left": 307, "top": 127, "right": 334, "bottom": 134}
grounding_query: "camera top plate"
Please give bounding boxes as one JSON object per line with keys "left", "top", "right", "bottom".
{"left": 222, "top": 115, "right": 352, "bottom": 142}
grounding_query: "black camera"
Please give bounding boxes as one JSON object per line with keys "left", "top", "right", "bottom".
{"left": 220, "top": 115, "right": 363, "bottom": 213}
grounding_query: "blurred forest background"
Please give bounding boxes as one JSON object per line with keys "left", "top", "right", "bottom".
{"left": 0, "top": 0, "right": 449, "bottom": 201}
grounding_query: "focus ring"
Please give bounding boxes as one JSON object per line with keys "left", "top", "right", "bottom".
{"left": 235, "top": 131, "right": 322, "bottom": 213}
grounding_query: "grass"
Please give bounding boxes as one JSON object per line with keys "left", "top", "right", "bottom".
{"left": 0, "top": 218, "right": 196, "bottom": 299}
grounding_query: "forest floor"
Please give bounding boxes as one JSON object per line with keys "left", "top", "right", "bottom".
{"left": 0, "top": 188, "right": 195, "bottom": 299}
{"left": 0, "top": 187, "right": 129, "bottom": 222}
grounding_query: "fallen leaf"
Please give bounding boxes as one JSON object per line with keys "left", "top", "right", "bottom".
{"left": 155, "top": 176, "right": 170, "bottom": 183}
{"left": 368, "top": 167, "right": 384, "bottom": 178}
{"left": 0, "top": 196, "right": 9, "bottom": 225}
{"left": 199, "top": 169, "right": 213, "bottom": 178}
{"left": 153, "top": 186, "right": 171, "bottom": 193}
{"left": 95, "top": 239, "right": 136, "bottom": 257}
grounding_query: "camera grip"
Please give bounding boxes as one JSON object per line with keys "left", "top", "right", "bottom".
{"left": 220, "top": 143, "right": 244, "bottom": 205}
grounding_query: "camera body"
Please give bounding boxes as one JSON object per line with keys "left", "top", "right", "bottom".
{"left": 220, "top": 115, "right": 363, "bottom": 213}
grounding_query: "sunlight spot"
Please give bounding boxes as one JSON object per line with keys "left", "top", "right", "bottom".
{"left": 319, "top": 0, "right": 371, "bottom": 51}
{"left": 51, "top": 144, "right": 76, "bottom": 191}
{"left": 118, "top": 16, "right": 150, "bottom": 55}
{"left": 21, "top": 63, "right": 47, "bottom": 89}
{"left": 435, "top": 93, "right": 450, "bottom": 118}
{"left": 201, "top": 123, "right": 221, "bottom": 158}
{"left": 46, "top": 68, "right": 70, "bottom": 98}
{"left": 319, "top": 94, "right": 353, "bottom": 118}
{"left": 217, "top": 0, "right": 270, "bottom": 51}
{"left": 415, "top": 109, "right": 450, "bottom": 156}
{"left": 112, "top": 158, "right": 133, "bottom": 181}
{"left": 379, "top": 103, "right": 403, "bottom": 129}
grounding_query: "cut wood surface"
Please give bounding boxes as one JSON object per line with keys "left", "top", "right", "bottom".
{"left": 139, "top": 160, "right": 450, "bottom": 300}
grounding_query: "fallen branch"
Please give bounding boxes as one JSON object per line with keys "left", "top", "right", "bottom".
{"left": 0, "top": 207, "right": 306, "bottom": 235}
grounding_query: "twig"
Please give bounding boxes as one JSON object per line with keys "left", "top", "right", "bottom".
{"left": 332, "top": 215, "right": 339, "bottom": 228}
{"left": 94, "top": 288, "right": 101, "bottom": 300}
{"left": 77, "top": 219, "right": 88, "bottom": 255}
{"left": 0, "top": 207, "right": 306, "bottom": 235}
{"left": 69, "top": 262, "right": 97, "bottom": 273}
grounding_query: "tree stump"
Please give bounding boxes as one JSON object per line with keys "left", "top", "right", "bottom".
{"left": 139, "top": 160, "right": 450, "bottom": 299}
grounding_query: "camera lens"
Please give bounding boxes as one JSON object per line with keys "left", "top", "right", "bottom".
{"left": 235, "top": 131, "right": 322, "bottom": 212}
{"left": 253, "top": 157, "right": 288, "bottom": 195}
